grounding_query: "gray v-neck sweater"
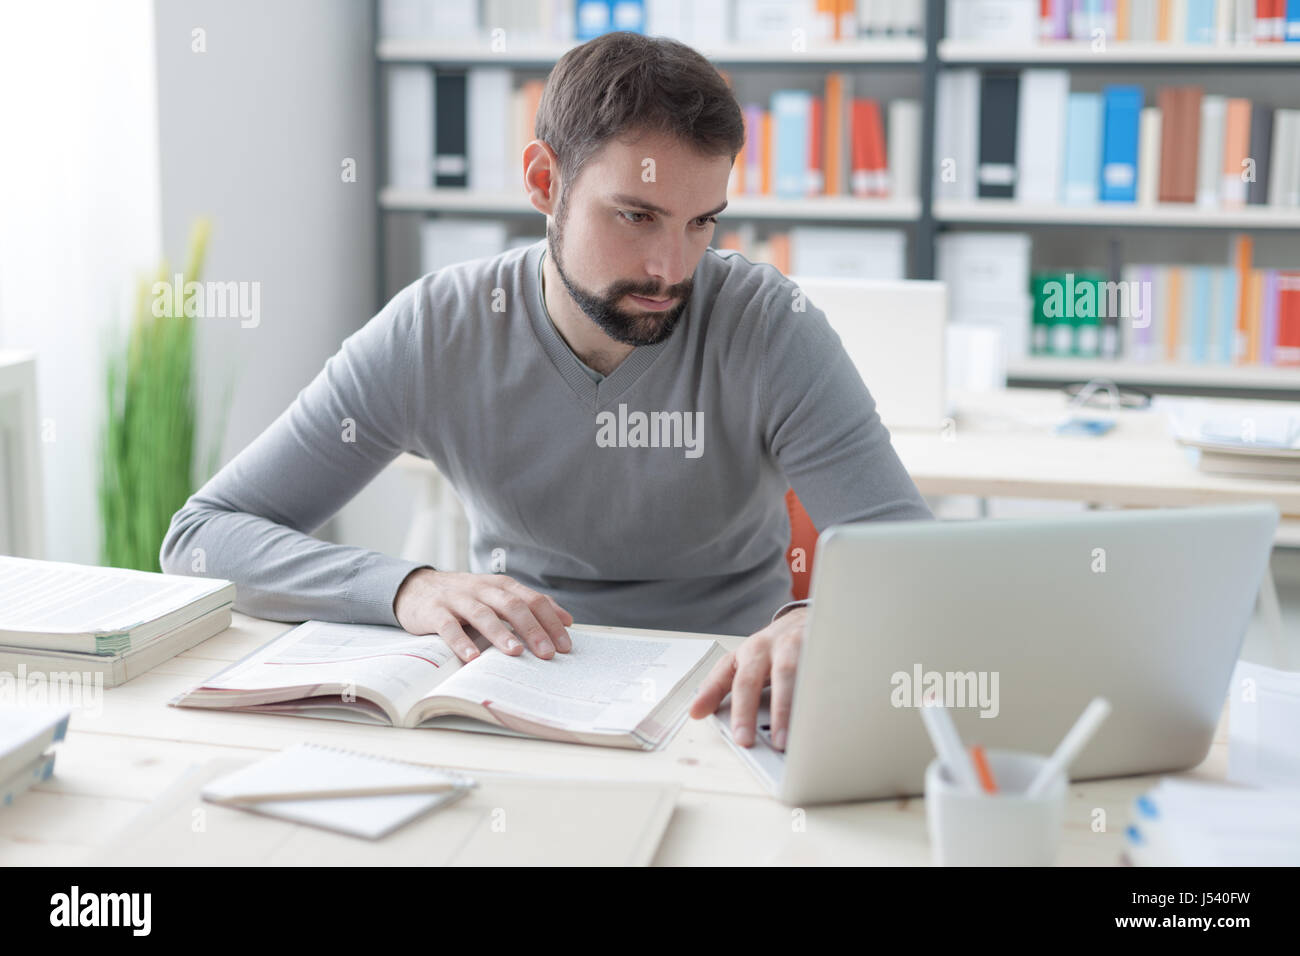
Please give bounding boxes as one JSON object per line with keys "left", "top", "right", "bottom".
{"left": 160, "top": 239, "right": 933, "bottom": 636}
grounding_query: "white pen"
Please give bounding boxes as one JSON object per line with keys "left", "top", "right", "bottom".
{"left": 1026, "top": 697, "right": 1112, "bottom": 798}
{"left": 919, "top": 691, "right": 980, "bottom": 793}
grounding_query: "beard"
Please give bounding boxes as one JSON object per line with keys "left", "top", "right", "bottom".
{"left": 547, "top": 195, "right": 692, "bottom": 347}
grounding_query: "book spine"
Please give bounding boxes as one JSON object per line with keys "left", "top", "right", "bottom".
{"left": 1100, "top": 85, "right": 1143, "bottom": 202}
{"left": 978, "top": 73, "right": 1020, "bottom": 199}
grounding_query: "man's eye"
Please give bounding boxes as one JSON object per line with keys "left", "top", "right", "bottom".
{"left": 696, "top": 216, "right": 718, "bottom": 228}
{"left": 619, "top": 211, "right": 649, "bottom": 223}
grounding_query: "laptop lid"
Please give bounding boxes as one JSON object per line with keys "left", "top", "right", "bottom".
{"left": 776, "top": 503, "right": 1278, "bottom": 804}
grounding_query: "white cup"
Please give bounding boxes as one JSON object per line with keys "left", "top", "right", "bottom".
{"left": 925, "top": 749, "right": 1066, "bottom": 866}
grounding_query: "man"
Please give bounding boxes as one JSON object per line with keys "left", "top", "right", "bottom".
{"left": 159, "top": 32, "right": 933, "bottom": 753}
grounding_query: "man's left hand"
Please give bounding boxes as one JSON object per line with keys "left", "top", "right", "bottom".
{"left": 688, "top": 606, "right": 809, "bottom": 751}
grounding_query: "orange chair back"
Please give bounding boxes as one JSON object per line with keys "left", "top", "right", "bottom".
{"left": 784, "top": 488, "right": 819, "bottom": 601}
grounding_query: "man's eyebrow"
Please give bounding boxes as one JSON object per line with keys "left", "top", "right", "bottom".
{"left": 610, "top": 194, "right": 729, "bottom": 219}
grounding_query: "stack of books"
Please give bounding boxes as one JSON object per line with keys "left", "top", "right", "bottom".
{"left": 729, "top": 82, "right": 920, "bottom": 202}
{"left": 387, "top": 64, "right": 922, "bottom": 205}
{"left": 951, "top": 0, "right": 1300, "bottom": 47}
{"left": 0, "top": 708, "right": 69, "bottom": 808}
{"left": 1163, "top": 396, "right": 1300, "bottom": 477}
{"left": 380, "top": 0, "right": 924, "bottom": 48}
{"left": 0, "top": 557, "right": 235, "bottom": 688}
{"left": 936, "top": 72, "right": 1300, "bottom": 211}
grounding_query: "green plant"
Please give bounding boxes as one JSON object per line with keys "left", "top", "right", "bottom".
{"left": 98, "top": 219, "right": 222, "bottom": 572}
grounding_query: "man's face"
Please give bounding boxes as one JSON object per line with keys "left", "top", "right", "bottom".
{"left": 547, "top": 130, "right": 733, "bottom": 346}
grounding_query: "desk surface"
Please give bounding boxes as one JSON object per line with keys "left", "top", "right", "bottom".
{"left": 892, "top": 388, "right": 1300, "bottom": 519}
{"left": 0, "top": 612, "right": 1234, "bottom": 866}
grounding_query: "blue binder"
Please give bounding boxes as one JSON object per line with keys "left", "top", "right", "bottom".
{"left": 1100, "top": 86, "right": 1143, "bottom": 203}
{"left": 1062, "top": 93, "right": 1102, "bottom": 205}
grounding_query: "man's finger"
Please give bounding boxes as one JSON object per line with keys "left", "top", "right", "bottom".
{"left": 548, "top": 596, "right": 574, "bottom": 626}
{"left": 728, "top": 652, "right": 770, "bottom": 748}
{"left": 453, "top": 597, "right": 524, "bottom": 656}
{"left": 689, "top": 652, "right": 737, "bottom": 719}
{"left": 768, "top": 638, "right": 800, "bottom": 751}
{"left": 505, "top": 583, "right": 572, "bottom": 652}
{"left": 431, "top": 611, "right": 481, "bottom": 662}
{"left": 478, "top": 587, "right": 556, "bottom": 659}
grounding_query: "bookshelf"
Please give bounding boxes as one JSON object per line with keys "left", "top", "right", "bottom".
{"left": 934, "top": 199, "right": 1300, "bottom": 229}
{"left": 381, "top": 187, "right": 922, "bottom": 221}
{"left": 378, "top": 37, "right": 927, "bottom": 64}
{"left": 939, "top": 39, "right": 1300, "bottom": 64}
{"left": 373, "top": 0, "right": 1300, "bottom": 399}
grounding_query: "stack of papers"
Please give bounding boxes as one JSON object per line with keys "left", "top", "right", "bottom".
{"left": 1125, "top": 660, "right": 1300, "bottom": 865}
{"left": 1123, "top": 779, "right": 1300, "bottom": 866}
{"left": 1161, "top": 398, "right": 1300, "bottom": 479}
{"left": 0, "top": 557, "right": 235, "bottom": 687}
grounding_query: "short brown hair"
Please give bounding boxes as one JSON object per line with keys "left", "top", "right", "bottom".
{"left": 535, "top": 32, "right": 745, "bottom": 203}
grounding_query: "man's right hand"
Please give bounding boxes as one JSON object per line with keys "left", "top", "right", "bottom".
{"left": 393, "top": 568, "right": 573, "bottom": 663}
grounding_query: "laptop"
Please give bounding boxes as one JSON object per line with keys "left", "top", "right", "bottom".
{"left": 788, "top": 276, "right": 949, "bottom": 430}
{"left": 714, "top": 502, "right": 1279, "bottom": 805}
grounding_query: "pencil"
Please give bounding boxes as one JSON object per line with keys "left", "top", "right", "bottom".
{"left": 970, "top": 745, "right": 998, "bottom": 794}
{"left": 207, "top": 780, "right": 475, "bottom": 805}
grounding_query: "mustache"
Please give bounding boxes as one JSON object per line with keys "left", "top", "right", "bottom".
{"left": 621, "top": 285, "right": 690, "bottom": 300}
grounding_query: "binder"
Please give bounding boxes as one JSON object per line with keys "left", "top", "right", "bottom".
{"left": 433, "top": 71, "right": 468, "bottom": 188}
{"left": 977, "top": 72, "right": 1019, "bottom": 199}
{"left": 1099, "top": 85, "right": 1143, "bottom": 203}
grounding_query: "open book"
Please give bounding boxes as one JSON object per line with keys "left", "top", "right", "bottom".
{"left": 171, "top": 620, "right": 727, "bottom": 750}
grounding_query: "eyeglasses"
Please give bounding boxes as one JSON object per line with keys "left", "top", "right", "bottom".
{"left": 1062, "top": 378, "right": 1153, "bottom": 411}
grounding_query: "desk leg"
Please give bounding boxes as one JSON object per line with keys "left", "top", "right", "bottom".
{"left": 1256, "top": 567, "right": 1290, "bottom": 670}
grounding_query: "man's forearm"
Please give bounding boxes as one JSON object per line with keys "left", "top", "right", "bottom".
{"left": 160, "top": 502, "right": 429, "bottom": 626}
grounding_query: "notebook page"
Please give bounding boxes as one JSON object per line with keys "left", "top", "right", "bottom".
{"left": 428, "top": 628, "right": 713, "bottom": 732}
{"left": 202, "top": 621, "right": 461, "bottom": 720}
{"left": 0, "top": 557, "right": 225, "bottom": 633}
{"left": 200, "top": 743, "right": 474, "bottom": 840}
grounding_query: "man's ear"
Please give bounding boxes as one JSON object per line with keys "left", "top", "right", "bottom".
{"left": 523, "top": 140, "right": 560, "bottom": 216}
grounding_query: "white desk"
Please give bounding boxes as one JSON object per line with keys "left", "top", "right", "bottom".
{"left": 893, "top": 388, "right": 1300, "bottom": 525}
{"left": 0, "top": 612, "right": 1234, "bottom": 866}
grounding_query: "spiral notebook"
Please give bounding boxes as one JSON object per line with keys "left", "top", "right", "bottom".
{"left": 199, "top": 743, "right": 475, "bottom": 839}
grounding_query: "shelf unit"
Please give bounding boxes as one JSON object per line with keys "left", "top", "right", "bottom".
{"left": 373, "top": 0, "right": 1300, "bottom": 399}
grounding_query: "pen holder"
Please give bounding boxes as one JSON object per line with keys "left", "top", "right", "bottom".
{"left": 925, "top": 750, "right": 1066, "bottom": 866}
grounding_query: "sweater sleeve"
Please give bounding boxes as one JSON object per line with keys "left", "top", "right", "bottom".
{"left": 758, "top": 275, "right": 935, "bottom": 619}
{"left": 159, "top": 282, "right": 432, "bottom": 626}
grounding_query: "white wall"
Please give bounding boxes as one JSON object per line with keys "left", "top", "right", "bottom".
{"left": 152, "top": 0, "right": 420, "bottom": 559}
{"left": 0, "top": 0, "right": 163, "bottom": 563}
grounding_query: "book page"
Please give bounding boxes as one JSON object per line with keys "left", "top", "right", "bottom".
{"left": 202, "top": 621, "right": 461, "bottom": 719}
{"left": 0, "top": 556, "right": 225, "bottom": 633}
{"left": 427, "top": 628, "right": 714, "bottom": 733}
